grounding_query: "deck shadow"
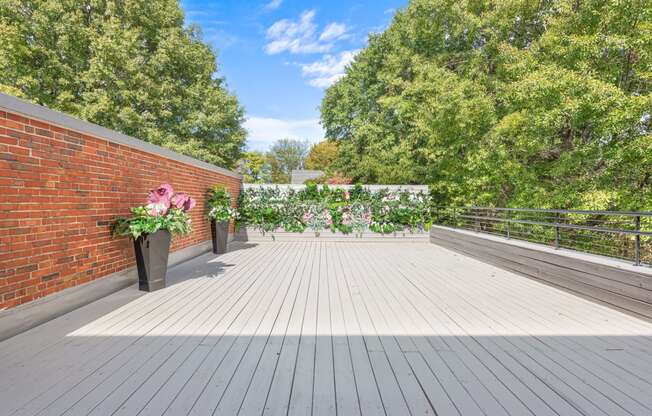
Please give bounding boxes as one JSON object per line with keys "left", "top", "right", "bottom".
{"left": 2, "top": 334, "right": 652, "bottom": 415}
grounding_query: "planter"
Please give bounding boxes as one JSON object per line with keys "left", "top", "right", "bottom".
{"left": 234, "top": 226, "right": 429, "bottom": 242}
{"left": 211, "top": 220, "right": 229, "bottom": 254}
{"left": 133, "top": 229, "right": 171, "bottom": 292}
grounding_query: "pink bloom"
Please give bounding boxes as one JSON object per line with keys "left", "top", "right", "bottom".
{"left": 183, "top": 197, "right": 196, "bottom": 212}
{"left": 146, "top": 184, "right": 174, "bottom": 216}
{"left": 147, "top": 183, "right": 173, "bottom": 205}
{"left": 171, "top": 192, "right": 190, "bottom": 209}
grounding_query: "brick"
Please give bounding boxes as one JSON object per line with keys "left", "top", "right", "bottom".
{"left": 6, "top": 113, "right": 29, "bottom": 124}
{"left": 0, "top": 136, "right": 18, "bottom": 145}
{"left": 29, "top": 119, "right": 50, "bottom": 129}
{"left": 0, "top": 110, "right": 240, "bottom": 309}
{"left": 40, "top": 272, "right": 60, "bottom": 282}
{"left": 16, "top": 264, "right": 38, "bottom": 273}
{"left": 0, "top": 118, "right": 24, "bottom": 131}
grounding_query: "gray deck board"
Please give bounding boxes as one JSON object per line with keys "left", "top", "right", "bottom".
{"left": 2, "top": 241, "right": 652, "bottom": 415}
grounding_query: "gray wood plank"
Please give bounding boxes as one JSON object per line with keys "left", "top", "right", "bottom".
{"left": 331, "top": 244, "right": 386, "bottom": 416}
{"left": 324, "top": 242, "right": 362, "bottom": 416}
{"left": 335, "top": 244, "right": 411, "bottom": 416}
{"left": 261, "top": 243, "right": 318, "bottom": 416}
{"left": 88, "top": 243, "right": 289, "bottom": 416}
{"left": 398, "top": 244, "right": 648, "bottom": 414}
{"left": 2, "top": 241, "right": 652, "bottom": 416}
{"left": 41, "top": 242, "right": 285, "bottom": 416}
{"left": 312, "top": 243, "right": 337, "bottom": 416}
{"left": 286, "top": 242, "right": 320, "bottom": 416}
{"left": 211, "top": 242, "right": 309, "bottom": 415}
{"left": 164, "top": 242, "right": 302, "bottom": 416}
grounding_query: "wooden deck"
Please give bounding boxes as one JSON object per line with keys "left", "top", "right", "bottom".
{"left": 2, "top": 241, "right": 652, "bottom": 416}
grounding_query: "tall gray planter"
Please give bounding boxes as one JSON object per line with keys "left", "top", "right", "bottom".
{"left": 133, "top": 229, "right": 171, "bottom": 292}
{"left": 211, "top": 220, "right": 229, "bottom": 254}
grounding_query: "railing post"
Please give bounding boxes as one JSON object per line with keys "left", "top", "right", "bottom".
{"left": 555, "top": 212, "right": 560, "bottom": 249}
{"left": 506, "top": 210, "right": 511, "bottom": 239}
{"left": 635, "top": 215, "right": 641, "bottom": 266}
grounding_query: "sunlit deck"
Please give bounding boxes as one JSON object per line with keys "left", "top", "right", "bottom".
{"left": 2, "top": 241, "right": 652, "bottom": 416}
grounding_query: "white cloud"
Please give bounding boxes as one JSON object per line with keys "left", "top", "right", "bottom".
{"left": 319, "top": 22, "right": 348, "bottom": 41}
{"left": 301, "top": 50, "right": 358, "bottom": 88}
{"left": 264, "top": 10, "right": 349, "bottom": 55}
{"left": 244, "top": 117, "right": 324, "bottom": 150}
{"left": 264, "top": 0, "right": 283, "bottom": 11}
{"left": 203, "top": 28, "right": 239, "bottom": 49}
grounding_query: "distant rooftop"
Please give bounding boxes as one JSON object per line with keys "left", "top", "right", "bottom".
{"left": 290, "top": 169, "right": 324, "bottom": 184}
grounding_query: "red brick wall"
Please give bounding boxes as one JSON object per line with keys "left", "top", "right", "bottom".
{"left": 0, "top": 109, "right": 241, "bottom": 309}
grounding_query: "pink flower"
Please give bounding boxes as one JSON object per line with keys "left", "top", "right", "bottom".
{"left": 147, "top": 183, "right": 173, "bottom": 204}
{"left": 145, "top": 183, "right": 174, "bottom": 216}
{"left": 172, "top": 192, "right": 189, "bottom": 209}
{"left": 172, "top": 193, "right": 196, "bottom": 211}
{"left": 183, "top": 197, "right": 196, "bottom": 212}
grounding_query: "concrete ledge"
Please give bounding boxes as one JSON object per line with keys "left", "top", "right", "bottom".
{"left": 0, "top": 239, "right": 213, "bottom": 342}
{"left": 235, "top": 227, "right": 429, "bottom": 242}
{"left": 0, "top": 93, "right": 242, "bottom": 180}
{"left": 430, "top": 226, "right": 652, "bottom": 320}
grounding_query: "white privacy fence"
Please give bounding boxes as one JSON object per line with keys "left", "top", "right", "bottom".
{"left": 242, "top": 184, "right": 429, "bottom": 192}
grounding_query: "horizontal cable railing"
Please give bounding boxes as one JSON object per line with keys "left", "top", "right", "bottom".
{"left": 432, "top": 207, "right": 652, "bottom": 266}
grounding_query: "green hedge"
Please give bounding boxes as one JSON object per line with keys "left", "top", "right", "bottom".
{"left": 236, "top": 184, "right": 432, "bottom": 235}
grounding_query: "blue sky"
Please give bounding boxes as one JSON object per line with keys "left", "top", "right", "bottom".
{"left": 180, "top": 0, "right": 406, "bottom": 151}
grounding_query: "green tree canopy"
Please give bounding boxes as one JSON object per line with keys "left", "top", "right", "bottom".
{"left": 237, "top": 151, "right": 272, "bottom": 183}
{"left": 267, "top": 138, "right": 310, "bottom": 183}
{"left": 305, "top": 141, "right": 339, "bottom": 174}
{"left": 321, "top": 0, "right": 652, "bottom": 210}
{"left": 0, "top": 0, "right": 246, "bottom": 168}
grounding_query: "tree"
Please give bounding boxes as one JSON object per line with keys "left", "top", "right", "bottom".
{"left": 237, "top": 151, "right": 271, "bottom": 183}
{"left": 321, "top": 0, "right": 652, "bottom": 210}
{"left": 267, "top": 139, "right": 310, "bottom": 183}
{"left": 0, "top": 0, "right": 246, "bottom": 168}
{"left": 305, "top": 141, "right": 339, "bottom": 174}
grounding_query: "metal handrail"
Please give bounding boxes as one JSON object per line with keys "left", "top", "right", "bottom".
{"left": 433, "top": 206, "right": 651, "bottom": 266}
{"left": 446, "top": 206, "right": 652, "bottom": 217}
{"left": 454, "top": 214, "right": 652, "bottom": 237}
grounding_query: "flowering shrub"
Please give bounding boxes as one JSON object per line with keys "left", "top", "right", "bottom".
{"left": 206, "top": 185, "right": 238, "bottom": 222}
{"left": 237, "top": 184, "right": 431, "bottom": 235}
{"left": 236, "top": 186, "right": 285, "bottom": 233}
{"left": 113, "top": 183, "right": 196, "bottom": 239}
{"left": 303, "top": 205, "right": 333, "bottom": 235}
{"left": 349, "top": 202, "right": 372, "bottom": 236}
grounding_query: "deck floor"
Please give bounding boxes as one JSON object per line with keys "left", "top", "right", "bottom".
{"left": 2, "top": 241, "right": 652, "bottom": 416}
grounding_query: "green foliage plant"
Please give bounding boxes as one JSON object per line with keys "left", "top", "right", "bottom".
{"left": 237, "top": 185, "right": 432, "bottom": 236}
{"left": 113, "top": 183, "right": 195, "bottom": 239}
{"left": 206, "top": 185, "right": 238, "bottom": 222}
{"left": 319, "top": 0, "right": 652, "bottom": 212}
{"left": 0, "top": 0, "right": 246, "bottom": 168}
{"left": 302, "top": 204, "right": 333, "bottom": 236}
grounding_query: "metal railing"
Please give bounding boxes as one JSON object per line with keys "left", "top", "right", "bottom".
{"left": 433, "top": 207, "right": 652, "bottom": 266}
